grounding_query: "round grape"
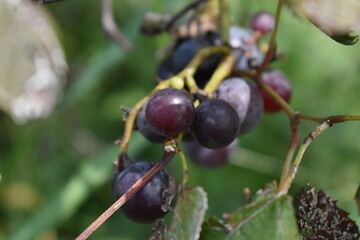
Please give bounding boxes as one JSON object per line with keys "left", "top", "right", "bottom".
{"left": 216, "top": 77, "right": 263, "bottom": 135}
{"left": 145, "top": 88, "right": 195, "bottom": 137}
{"left": 227, "top": 26, "right": 265, "bottom": 71}
{"left": 258, "top": 70, "right": 292, "bottom": 113}
{"left": 157, "top": 56, "right": 174, "bottom": 80}
{"left": 184, "top": 139, "right": 238, "bottom": 168}
{"left": 190, "top": 99, "right": 240, "bottom": 149}
{"left": 136, "top": 101, "right": 166, "bottom": 143}
{"left": 250, "top": 11, "right": 275, "bottom": 35}
{"left": 112, "top": 161, "right": 175, "bottom": 223}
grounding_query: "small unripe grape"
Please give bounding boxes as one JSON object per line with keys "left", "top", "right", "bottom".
{"left": 112, "top": 161, "right": 175, "bottom": 223}
{"left": 258, "top": 70, "right": 292, "bottom": 113}
{"left": 250, "top": 12, "right": 275, "bottom": 35}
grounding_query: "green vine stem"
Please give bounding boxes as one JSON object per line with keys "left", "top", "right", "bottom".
{"left": 76, "top": 151, "right": 177, "bottom": 240}
{"left": 204, "top": 52, "right": 236, "bottom": 93}
{"left": 279, "top": 115, "right": 300, "bottom": 185}
{"left": 278, "top": 121, "right": 331, "bottom": 194}
{"left": 219, "top": 0, "right": 230, "bottom": 44}
{"left": 178, "top": 46, "right": 231, "bottom": 93}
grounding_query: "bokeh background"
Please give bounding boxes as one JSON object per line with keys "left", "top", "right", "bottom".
{"left": 0, "top": 0, "right": 359, "bottom": 239}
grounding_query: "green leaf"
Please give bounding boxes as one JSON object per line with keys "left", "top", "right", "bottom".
{"left": 166, "top": 186, "right": 208, "bottom": 240}
{"left": 284, "top": 0, "right": 360, "bottom": 45}
{"left": 201, "top": 182, "right": 300, "bottom": 240}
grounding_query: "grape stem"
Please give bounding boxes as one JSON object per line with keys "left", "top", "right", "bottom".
{"left": 101, "top": 0, "right": 133, "bottom": 52}
{"left": 219, "top": 0, "right": 230, "bottom": 45}
{"left": 278, "top": 121, "right": 331, "bottom": 194}
{"left": 76, "top": 151, "right": 176, "bottom": 240}
{"left": 256, "top": 0, "right": 283, "bottom": 77}
{"left": 279, "top": 115, "right": 300, "bottom": 185}
{"left": 204, "top": 52, "right": 236, "bottom": 93}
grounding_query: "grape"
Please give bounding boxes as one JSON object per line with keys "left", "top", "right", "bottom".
{"left": 145, "top": 88, "right": 195, "bottom": 137}
{"left": 112, "top": 161, "right": 175, "bottom": 223}
{"left": 136, "top": 101, "right": 166, "bottom": 143}
{"left": 216, "top": 77, "right": 263, "bottom": 135}
{"left": 157, "top": 56, "right": 174, "bottom": 80}
{"left": 250, "top": 11, "right": 275, "bottom": 35}
{"left": 227, "top": 26, "right": 265, "bottom": 71}
{"left": 184, "top": 139, "right": 238, "bottom": 168}
{"left": 258, "top": 70, "right": 292, "bottom": 113}
{"left": 190, "top": 99, "right": 240, "bottom": 149}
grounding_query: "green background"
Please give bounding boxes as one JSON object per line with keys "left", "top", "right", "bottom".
{"left": 0, "top": 0, "right": 359, "bottom": 239}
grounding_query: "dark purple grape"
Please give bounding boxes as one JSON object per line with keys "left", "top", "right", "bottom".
{"left": 157, "top": 56, "right": 174, "bottom": 80}
{"left": 216, "top": 77, "right": 263, "bottom": 135}
{"left": 250, "top": 12, "right": 275, "bottom": 35}
{"left": 184, "top": 139, "right": 238, "bottom": 168}
{"left": 145, "top": 88, "right": 195, "bottom": 137}
{"left": 112, "top": 161, "right": 175, "bottom": 223}
{"left": 190, "top": 99, "right": 240, "bottom": 149}
{"left": 172, "top": 38, "right": 219, "bottom": 73}
{"left": 258, "top": 70, "right": 292, "bottom": 113}
{"left": 137, "top": 101, "right": 166, "bottom": 143}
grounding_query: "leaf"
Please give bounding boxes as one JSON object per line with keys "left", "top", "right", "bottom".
{"left": 165, "top": 186, "right": 208, "bottom": 240}
{"left": 0, "top": 0, "right": 67, "bottom": 124}
{"left": 201, "top": 182, "right": 300, "bottom": 240}
{"left": 283, "top": 0, "right": 360, "bottom": 45}
{"left": 294, "top": 184, "right": 360, "bottom": 240}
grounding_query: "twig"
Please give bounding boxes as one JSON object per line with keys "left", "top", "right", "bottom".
{"left": 299, "top": 114, "right": 360, "bottom": 124}
{"left": 76, "top": 151, "right": 176, "bottom": 240}
{"left": 278, "top": 121, "right": 331, "bottom": 194}
{"left": 165, "top": 0, "right": 206, "bottom": 31}
{"left": 219, "top": 0, "right": 230, "bottom": 44}
{"left": 101, "top": 0, "right": 133, "bottom": 52}
{"left": 255, "top": 0, "right": 283, "bottom": 77}
{"left": 279, "top": 115, "right": 300, "bottom": 185}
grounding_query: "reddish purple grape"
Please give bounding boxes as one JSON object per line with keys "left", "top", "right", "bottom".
{"left": 145, "top": 88, "right": 195, "bottom": 137}
{"left": 136, "top": 101, "right": 166, "bottom": 143}
{"left": 250, "top": 12, "right": 275, "bottom": 35}
{"left": 258, "top": 70, "right": 292, "bottom": 113}
{"left": 112, "top": 161, "right": 175, "bottom": 223}
{"left": 216, "top": 78, "right": 263, "bottom": 135}
{"left": 184, "top": 139, "right": 238, "bottom": 168}
{"left": 190, "top": 99, "right": 240, "bottom": 149}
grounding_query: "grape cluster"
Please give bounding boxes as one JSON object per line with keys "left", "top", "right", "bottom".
{"left": 116, "top": 10, "right": 293, "bottom": 224}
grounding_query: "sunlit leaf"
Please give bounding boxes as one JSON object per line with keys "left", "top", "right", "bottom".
{"left": 201, "top": 182, "right": 300, "bottom": 240}
{"left": 0, "top": 0, "right": 67, "bottom": 124}
{"left": 165, "top": 186, "right": 208, "bottom": 240}
{"left": 284, "top": 0, "right": 360, "bottom": 45}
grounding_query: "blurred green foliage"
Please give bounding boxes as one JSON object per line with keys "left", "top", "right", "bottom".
{"left": 0, "top": 0, "right": 359, "bottom": 239}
